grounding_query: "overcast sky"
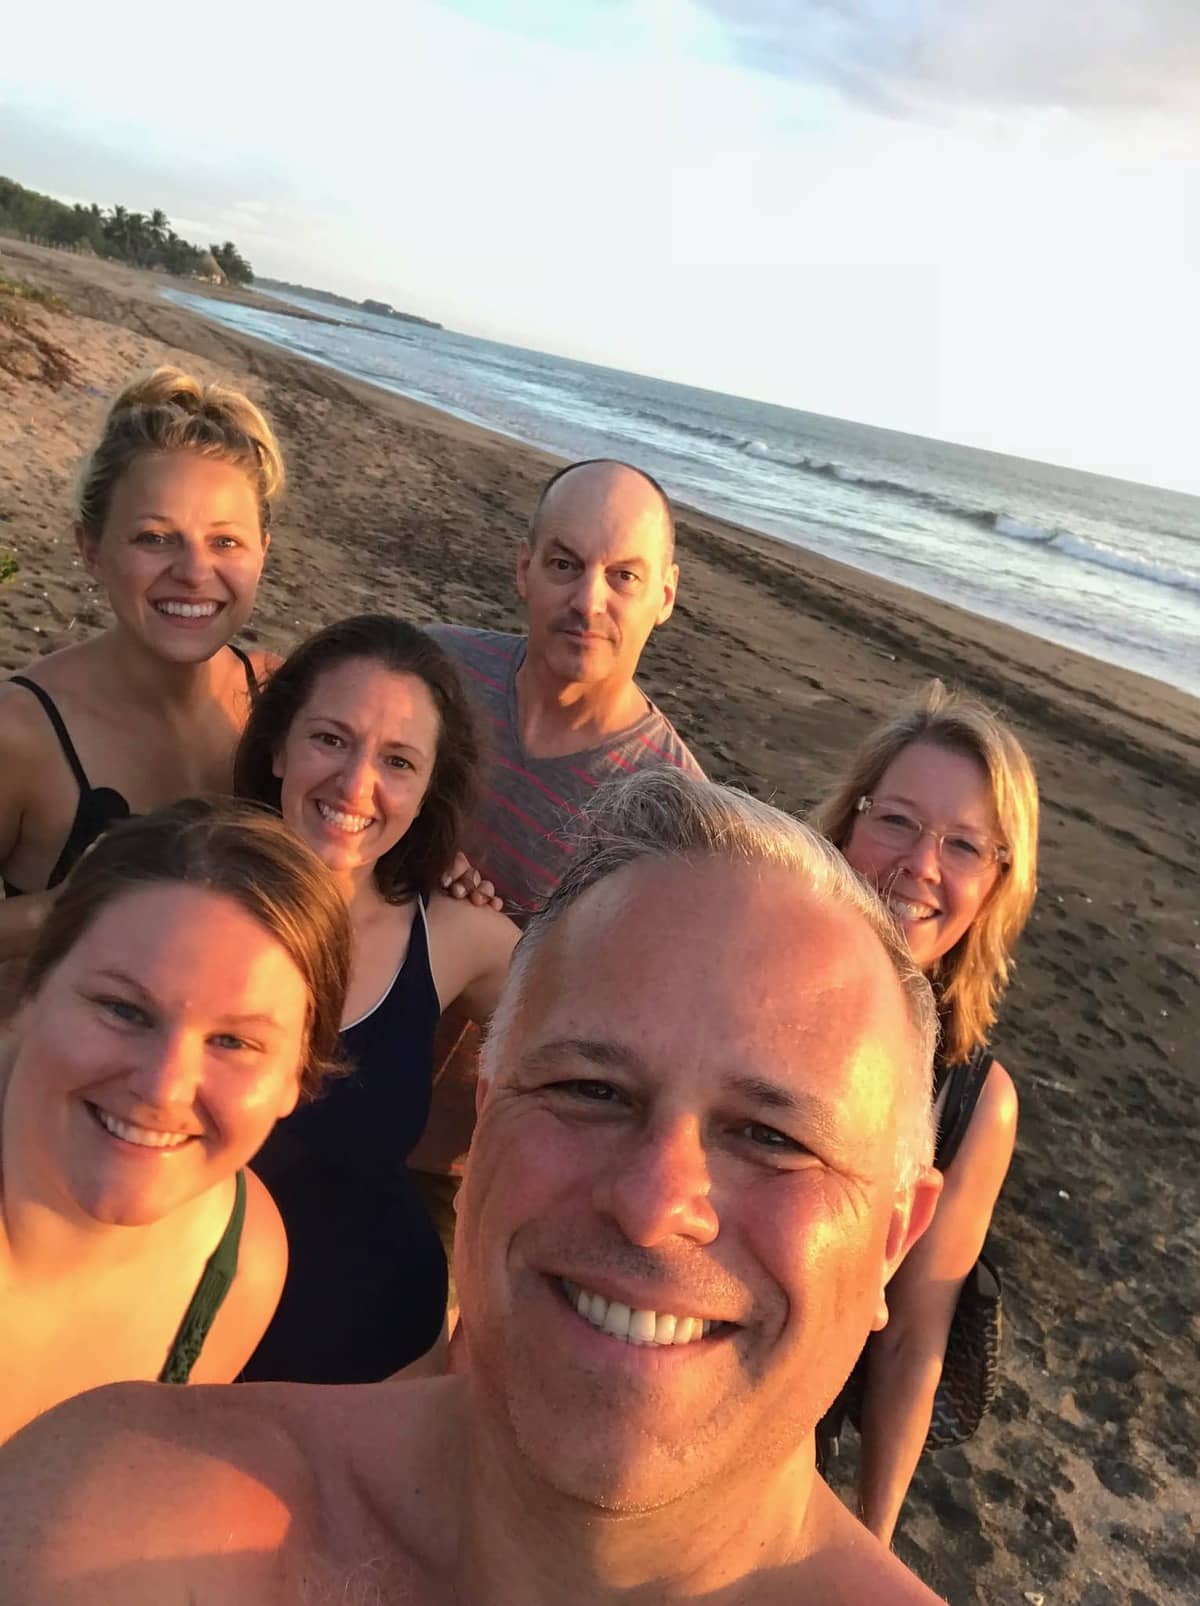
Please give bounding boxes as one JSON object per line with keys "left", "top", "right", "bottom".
{"left": 4, "top": 0, "right": 1199, "bottom": 492}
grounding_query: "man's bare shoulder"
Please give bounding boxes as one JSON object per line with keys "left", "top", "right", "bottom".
{"left": 0, "top": 1377, "right": 462, "bottom": 1606}
{"left": 782, "top": 1486, "right": 945, "bottom": 1605}
{"left": 0, "top": 1381, "right": 311, "bottom": 1602}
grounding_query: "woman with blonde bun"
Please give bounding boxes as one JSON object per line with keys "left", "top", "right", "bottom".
{"left": 0, "top": 367, "right": 284, "bottom": 968}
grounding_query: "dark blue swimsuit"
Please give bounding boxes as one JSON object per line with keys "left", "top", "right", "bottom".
{"left": 244, "top": 899, "right": 448, "bottom": 1383}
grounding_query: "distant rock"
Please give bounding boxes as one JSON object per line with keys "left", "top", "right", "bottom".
{"left": 257, "top": 277, "right": 442, "bottom": 330}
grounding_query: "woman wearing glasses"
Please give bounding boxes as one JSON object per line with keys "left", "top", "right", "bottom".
{"left": 812, "top": 680, "right": 1039, "bottom": 1544}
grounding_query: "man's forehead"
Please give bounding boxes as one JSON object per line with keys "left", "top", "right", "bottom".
{"left": 535, "top": 466, "right": 671, "bottom": 555}
{"left": 518, "top": 859, "right": 903, "bottom": 1061}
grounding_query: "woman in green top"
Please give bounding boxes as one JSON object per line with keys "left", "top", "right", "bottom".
{"left": 0, "top": 798, "right": 350, "bottom": 1442}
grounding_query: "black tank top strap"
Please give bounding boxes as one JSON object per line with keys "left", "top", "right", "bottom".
{"left": 5, "top": 677, "right": 133, "bottom": 892}
{"left": 8, "top": 676, "right": 90, "bottom": 789}
{"left": 934, "top": 1046, "right": 995, "bottom": 1172}
{"left": 229, "top": 644, "right": 260, "bottom": 705}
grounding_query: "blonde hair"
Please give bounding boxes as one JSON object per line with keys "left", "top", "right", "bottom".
{"left": 75, "top": 366, "right": 285, "bottom": 540}
{"left": 481, "top": 769, "right": 939, "bottom": 1185}
{"left": 811, "top": 681, "right": 1039, "bottom": 1064}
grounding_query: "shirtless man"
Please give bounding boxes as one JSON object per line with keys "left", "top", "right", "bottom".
{"left": 0, "top": 771, "right": 944, "bottom": 1605}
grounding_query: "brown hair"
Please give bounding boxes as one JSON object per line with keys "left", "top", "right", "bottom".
{"left": 810, "top": 680, "right": 1039, "bottom": 1064}
{"left": 75, "top": 366, "right": 285, "bottom": 540}
{"left": 22, "top": 798, "right": 350, "bottom": 1099}
{"left": 234, "top": 615, "right": 482, "bottom": 902}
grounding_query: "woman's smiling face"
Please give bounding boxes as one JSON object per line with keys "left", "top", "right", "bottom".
{"left": 272, "top": 658, "right": 440, "bottom": 881}
{"left": 842, "top": 741, "right": 1004, "bottom": 972}
{"left": 5, "top": 883, "right": 309, "bottom": 1228}
{"left": 79, "top": 452, "right": 267, "bottom": 663}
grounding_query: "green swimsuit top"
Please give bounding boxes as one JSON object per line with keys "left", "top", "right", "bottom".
{"left": 158, "top": 1171, "right": 247, "bottom": 1385}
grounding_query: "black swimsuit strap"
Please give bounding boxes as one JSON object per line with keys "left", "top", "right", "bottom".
{"left": 8, "top": 676, "right": 90, "bottom": 789}
{"left": 229, "top": 645, "right": 260, "bottom": 705}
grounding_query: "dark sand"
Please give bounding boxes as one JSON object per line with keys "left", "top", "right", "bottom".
{"left": 2, "top": 238, "right": 1197, "bottom": 1605}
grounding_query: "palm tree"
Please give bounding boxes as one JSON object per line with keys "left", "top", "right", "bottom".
{"left": 126, "top": 212, "right": 150, "bottom": 265}
{"left": 148, "top": 208, "right": 169, "bottom": 263}
{"left": 103, "top": 204, "right": 129, "bottom": 258}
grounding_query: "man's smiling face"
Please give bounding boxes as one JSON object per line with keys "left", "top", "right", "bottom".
{"left": 455, "top": 856, "right": 931, "bottom": 1512}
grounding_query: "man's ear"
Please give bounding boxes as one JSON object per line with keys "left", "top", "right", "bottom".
{"left": 515, "top": 539, "right": 532, "bottom": 602}
{"left": 656, "top": 561, "right": 679, "bottom": 627}
{"left": 869, "top": 1167, "right": 942, "bottom": 1331}
{"left": 475, "top": 1075, "right": 492, "bottom": 1118}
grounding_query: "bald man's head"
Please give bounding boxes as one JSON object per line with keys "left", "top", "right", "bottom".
{"left": 517, "top": 458, "right": 681, "bottom": 690}
{"left": 530, "top": 460, "right": 676, "bottom": 564}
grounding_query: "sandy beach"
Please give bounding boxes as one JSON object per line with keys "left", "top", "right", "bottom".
{"left": 2, "top": 238, "right": 1197, "bottom": 1605}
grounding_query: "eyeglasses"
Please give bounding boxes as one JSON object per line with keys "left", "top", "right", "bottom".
{"left": 854, "top": 796, "right": 1009, "bottom": 873}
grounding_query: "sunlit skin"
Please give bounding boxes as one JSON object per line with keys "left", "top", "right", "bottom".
{"left": 842, "top": 741, "right": 1003, "bottom": 972}
{"left": 2, "top": 885, "right": 308, "bottom": 1233}
{"left": 515, "top": 464, "right": 678, "bottom": 745}
{"left": 456, "top": 857, "right": 940, "bottom": 1516}
{"left": 0, "top": 860, "right": 942, "bottom": 1604}
{"left": 77, "top": 453, "right": 269, "bottom": 667}
{"left": 272, "top": 660, "right": 440, "bottom": 890}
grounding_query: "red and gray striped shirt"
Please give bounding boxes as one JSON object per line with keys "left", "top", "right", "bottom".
{"left": 428, "top": 626, "right": 704, "bottom": 922}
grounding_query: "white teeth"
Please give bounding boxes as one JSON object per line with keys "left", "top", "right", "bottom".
{"left": 561, "top": 1280, "right": 718, "bottom": 1348}
{"left": 603, "top": 1301, "right": 632, "bottom": 1339}
{"left": 95, "top": 1108, "right": 192, "bottom": 1150}
{"left": 155, "top": 601, "right": 219, "bottom": 619}
{"left": 628, "top": 1308, "right": 657, "bottom": 1344}
{"left": 316, "top": 801, "right": 373, "bottom": 833}
{"left": 888, "top": 896, "right": 938, "bottom": 921}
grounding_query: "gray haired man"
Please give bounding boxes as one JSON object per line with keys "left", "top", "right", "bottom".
{"left": 0, "top": 772, "right": 943, "bottom": 1605}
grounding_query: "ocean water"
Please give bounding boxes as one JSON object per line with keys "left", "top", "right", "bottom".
{"left": 163, "top": 288, "right": 1200, "bottom": 697}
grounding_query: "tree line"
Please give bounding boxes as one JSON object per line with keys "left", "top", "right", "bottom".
{"left": 0, "top": 176, "right": 254, "bottom": 285}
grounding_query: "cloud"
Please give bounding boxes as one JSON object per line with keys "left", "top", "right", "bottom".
{"left": 692, "top": 0, "right": 1200, "bottom": 115}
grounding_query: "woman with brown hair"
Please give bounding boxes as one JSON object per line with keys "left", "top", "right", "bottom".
{"left": 234, "top": 615, "right": 517, "bottom": 1384}
{"left": 0, "top": 798, "right": 351, "bottom": 1443}
{"left": 812, "top": 680, "right": 1039, "bottom": 1544}
{"left": 0, "top": 366, "right": 283, "bottom": 967}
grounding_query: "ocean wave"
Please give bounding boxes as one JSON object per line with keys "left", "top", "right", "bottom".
{"left": 737, "top": 441, "right": 1200, "bottom": 598}
{"left": 1044, "top": 531, "right": 1200, "bottom": 595}
{"left": 734, "top": 436, "right": 982, "bottom": 522}
{"left": 987, "top": 514, "right": 1199, "bottom": 592}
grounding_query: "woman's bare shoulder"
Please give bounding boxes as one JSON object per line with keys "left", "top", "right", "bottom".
{"left": 188, "top": 1170, "right": 289, "bottom": 1383}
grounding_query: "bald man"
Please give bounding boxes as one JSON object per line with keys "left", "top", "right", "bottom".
{"left": 415, "top": 459, "right": 703, "bottom": 1190}
{"left": 429, "top": 458, "right": 702, "bottom": 919}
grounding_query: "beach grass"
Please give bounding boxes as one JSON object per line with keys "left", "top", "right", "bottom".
{"left": 0, "top": 270, "right": 67, "bottom": 314}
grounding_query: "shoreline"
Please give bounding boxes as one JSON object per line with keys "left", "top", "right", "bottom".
{"left": 167, "top": 276, "right": 1200, "bottom": 704}
{"left": 1, "top": 238, "right": 1197, "bottom": 1606}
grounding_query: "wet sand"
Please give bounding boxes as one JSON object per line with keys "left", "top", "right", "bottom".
{"left": 2, "top": 238, "right": 1197, "bottom": 1605}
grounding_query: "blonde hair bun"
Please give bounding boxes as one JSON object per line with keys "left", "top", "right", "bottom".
{"left": 78, "top": 366, "right": 285, "bottom": 535}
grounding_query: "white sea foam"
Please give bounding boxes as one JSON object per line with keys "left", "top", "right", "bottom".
{"left": 1052, "top": 533, "right": 1200, "bottom": 596}
{"left": 993, "top": 514, "right": 1059, "bottom": 544}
